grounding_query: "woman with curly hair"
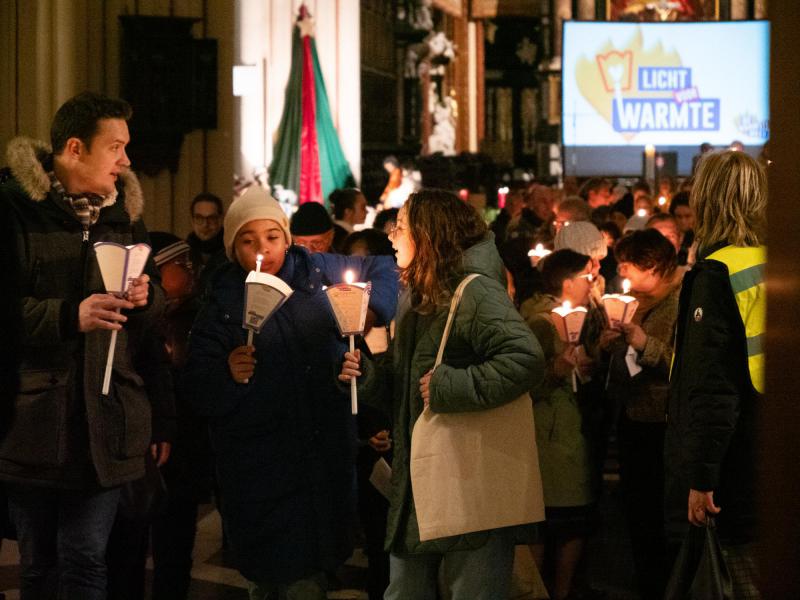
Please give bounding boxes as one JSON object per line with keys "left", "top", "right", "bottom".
{"left": 340, "top": 189, "right": 544, "bottom": 598}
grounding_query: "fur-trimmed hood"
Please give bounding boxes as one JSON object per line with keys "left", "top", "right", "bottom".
{"left": 5, "top": 136, "right": 144, "bottom": 222}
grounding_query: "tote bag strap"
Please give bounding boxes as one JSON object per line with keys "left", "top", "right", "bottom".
{"left": 434, "top": 273, "right": 481, "bottom": 369}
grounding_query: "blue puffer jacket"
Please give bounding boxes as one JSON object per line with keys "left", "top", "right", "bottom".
{"left": 184, "top": 247, "right": 398, "bottom": 584}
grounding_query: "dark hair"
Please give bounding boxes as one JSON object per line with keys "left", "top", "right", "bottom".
{"left": 669, "top": 191, "right": 691, "bottom": 214}
{"left": 404, "top": 189, "right": 488, "bottom": 313}
{"left": 50, "top": 91, "right": 132, "bottom": 154}
{"left": 540, "top": 249, "right": 591, "bottom": 296}
{"left": 598, "top": 221, "right": 622, "bottom": 243}
{"left": 578, "top": 177, "right": 611, "bottom": 201}
{"left": 373, "top": 208, "right": 399, "bottom": 232}
{"left": 632, "top": 180, "right": 652, "bottom": 195}
{"left": 330, "top": 188, "right": 363, "bottom": 220}
{"left": 190, "top": 192, "right": 223, "bottom": 216}
{"left": 646, "top": 213, "right": 677, "bottom": 228}
{"left": 383, "top": 155, "right": 399, "bottom": 168}
{"left": 342, "top": 229, "right": 394, "bottom": 257}
{"left": 614, "top": 229, "right": 677, "bottom": 278}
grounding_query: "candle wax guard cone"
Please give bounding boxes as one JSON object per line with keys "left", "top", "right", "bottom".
{"left": 601, "top": 294, "right": 639, "bottom": 328}
{"left": 551, "top": 305, "right": 588, "bottom": 344}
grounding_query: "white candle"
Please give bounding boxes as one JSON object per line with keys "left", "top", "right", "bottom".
{"left": 345, "top": 269, "right": 355, "bottom": 285}
{"left": 255, "top": 253, "right": 264, "bottom": 273}
{"left": 622, "top": 278, "right": 631, "bottom": 294}
{"left": 528, "top": 243, "right": 552, "bottom": 267}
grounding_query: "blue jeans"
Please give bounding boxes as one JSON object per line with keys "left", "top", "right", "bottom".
{"left": 384, "top": 529, "right": 516, "bottom": 600}
{"left": 7, "top": 484, "right": 121, "bottom": 600}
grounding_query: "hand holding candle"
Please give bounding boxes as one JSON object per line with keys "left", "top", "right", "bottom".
{"left": 325, "top": 269, "right": 371, "bottom": 414}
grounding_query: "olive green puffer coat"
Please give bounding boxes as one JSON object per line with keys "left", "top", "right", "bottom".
{"left": 359, "top": 235, "right": 544, "bottom": 555}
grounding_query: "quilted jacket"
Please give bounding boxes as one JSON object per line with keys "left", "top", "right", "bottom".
{"left": 359, "top": 235, "right": 544, "bottom": 555}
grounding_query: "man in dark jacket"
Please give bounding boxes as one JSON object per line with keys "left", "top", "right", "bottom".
{"left": 0, "top": 91, "right": 166, "bottom": 599}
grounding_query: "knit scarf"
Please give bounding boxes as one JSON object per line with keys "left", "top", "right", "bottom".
{"left": 48, "top": 171, "right": 109, "bottom": 232}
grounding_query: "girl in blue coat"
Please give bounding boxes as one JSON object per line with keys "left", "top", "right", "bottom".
{"left": 184, "top": 186, "right": 398, "bottom": 599}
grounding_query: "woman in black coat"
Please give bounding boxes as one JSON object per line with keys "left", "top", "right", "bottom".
{"left": 665, "top": 151, "right": 766, "bottom": 597}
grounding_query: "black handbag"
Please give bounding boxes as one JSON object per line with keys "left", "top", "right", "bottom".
{"left": 664, "top": 518, "right": 733, "bottom": 600}
{"left": 118, "top": 452, "right": 168, "bottom": 523}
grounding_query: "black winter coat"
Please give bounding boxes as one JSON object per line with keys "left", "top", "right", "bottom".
{"left": 184, "top": 248, "right": 398, "bottom": 584}
{"left": 0, "top": 137, "right": 166, "bottom": 489}
{"left": 665, "top": 243, "right": 758, "bottom": 544}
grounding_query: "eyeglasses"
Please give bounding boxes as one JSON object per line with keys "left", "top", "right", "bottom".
{"left": 387, "top": 223, "right": 407, "bottom": 238}
{"left": 575, "top": 273, "right": 595, "bottom": 282}
{"left": 192, "top": 214, "right": 221, "bottom": 225}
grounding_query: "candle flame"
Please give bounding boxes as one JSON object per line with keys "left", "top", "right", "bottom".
{"left": 658, "top": 196, "right": 667, "bottom": 206}
{"left": 255, "top": 253, "right": 264, "bottom": 273}
{"left": 637, "top": 208, "right": 647, "bottom": 217}
{"left": 623, "top": 278, "right": 631, "bottom": 294}
{"left": 535, "top": 243, "right": 544, "bottom": 252}
{"left": 345, "top": 270, "right": 355, "bottom": 284}
{"left": 563, "top": 300, "right": 572, "bottom": 310}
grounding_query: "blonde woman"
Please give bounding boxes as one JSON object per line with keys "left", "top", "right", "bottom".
{"left": 665, "top": 150, "right": 766, "bottom": 598}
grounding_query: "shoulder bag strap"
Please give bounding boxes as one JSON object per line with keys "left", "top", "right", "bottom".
{"left": 434, "top": 273, "right": 481, "bottom": 369}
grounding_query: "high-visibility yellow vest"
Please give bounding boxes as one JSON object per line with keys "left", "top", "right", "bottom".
{"left": 707, "top": 245, "right": 767, "bottom": 394}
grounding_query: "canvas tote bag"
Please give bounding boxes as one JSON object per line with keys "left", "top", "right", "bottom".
{"left": 410, "top": 274, "right": 545, "bottom": 542}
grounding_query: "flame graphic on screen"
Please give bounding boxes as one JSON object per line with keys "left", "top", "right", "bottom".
{"left": 575, "top": 28, "right": 684, "bottom": 141}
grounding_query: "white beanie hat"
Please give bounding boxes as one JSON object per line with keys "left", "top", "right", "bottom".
{"left": 223, "top": 185, "right": 291, "bottom": 260}
{"left": 554, "top": 221, "right": 608, "bottom": 260}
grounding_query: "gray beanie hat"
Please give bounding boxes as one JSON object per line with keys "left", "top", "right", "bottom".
{"left": 223, "top": 185, "right": 291, "bottom": 260}
{"left": 554, "top": 221, "right": 608, "bottom": 260}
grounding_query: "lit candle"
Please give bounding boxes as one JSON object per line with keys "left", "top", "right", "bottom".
{"left": 458, "top": 188, "right": 469, "bottom": 201}
{"left": 602, "top": 279, "right": 639, "bottom": 328}
{"left": 255, "top": 253, "right": 264, "bottom": 273}
{"left": 551, "top": 300, "right": 588, "bottom": 344}
{"left": 644, "top": 144, "right": 656, "bottom": 184}
{"left": 325, "top": 269, "right": 371, "bottom": 415}
{"left": 637, "top": 208, "right": 648, "bottom": 218}
{"left": 497, "top": 186, "right": 509, "bottom": 209}
{"left": 528, "top": 243, "right": 552, "bottom": 267}
{"left": 658, "top": 195, "right": 667, "bottom": 207}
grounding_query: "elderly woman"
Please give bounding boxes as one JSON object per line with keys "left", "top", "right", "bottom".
{"left": 184, "top": 186, "right": 398, "bottom": 599}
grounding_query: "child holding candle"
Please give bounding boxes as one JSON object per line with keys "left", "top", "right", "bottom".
{"left": 519, "top": 249, "right": 598, "bottom": 600}
{"left": 339, "top": 189, "right": 544, "bottom": 599}
{"left": 184, "top": 185, "right": 398, "bottom": 599}
{"left": 599, "top": 229, "right": 682, "bottom": 600}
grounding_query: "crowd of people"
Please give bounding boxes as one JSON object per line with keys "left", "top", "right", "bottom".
{"left": 0, "top": 90, "right": 766, "bottom": 600}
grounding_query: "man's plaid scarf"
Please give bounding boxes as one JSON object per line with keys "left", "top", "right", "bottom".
{"left": 48, "top": 171, "right": 110, "bottom": 231}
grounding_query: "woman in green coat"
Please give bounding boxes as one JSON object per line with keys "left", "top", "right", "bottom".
{"left": 340, "top": 190, "right": 544, "bottom": 599}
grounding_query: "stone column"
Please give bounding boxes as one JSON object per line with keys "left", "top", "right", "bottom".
{"left": 577, "top": 0, "right": 595, "bottom": 20}
{"left": 553, "top": 0, "right": 572, "bottom": 61}
{"left": 731, "top": 0, "right": 748, "bottom": 19}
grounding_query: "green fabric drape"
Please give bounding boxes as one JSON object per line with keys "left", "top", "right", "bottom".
{"left": 268, "top": 27, "right": 354, "bottom": 209}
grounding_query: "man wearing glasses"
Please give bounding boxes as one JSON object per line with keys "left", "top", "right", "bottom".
{"left": 187, "top": 193, "right": 226, "bottom": 284}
